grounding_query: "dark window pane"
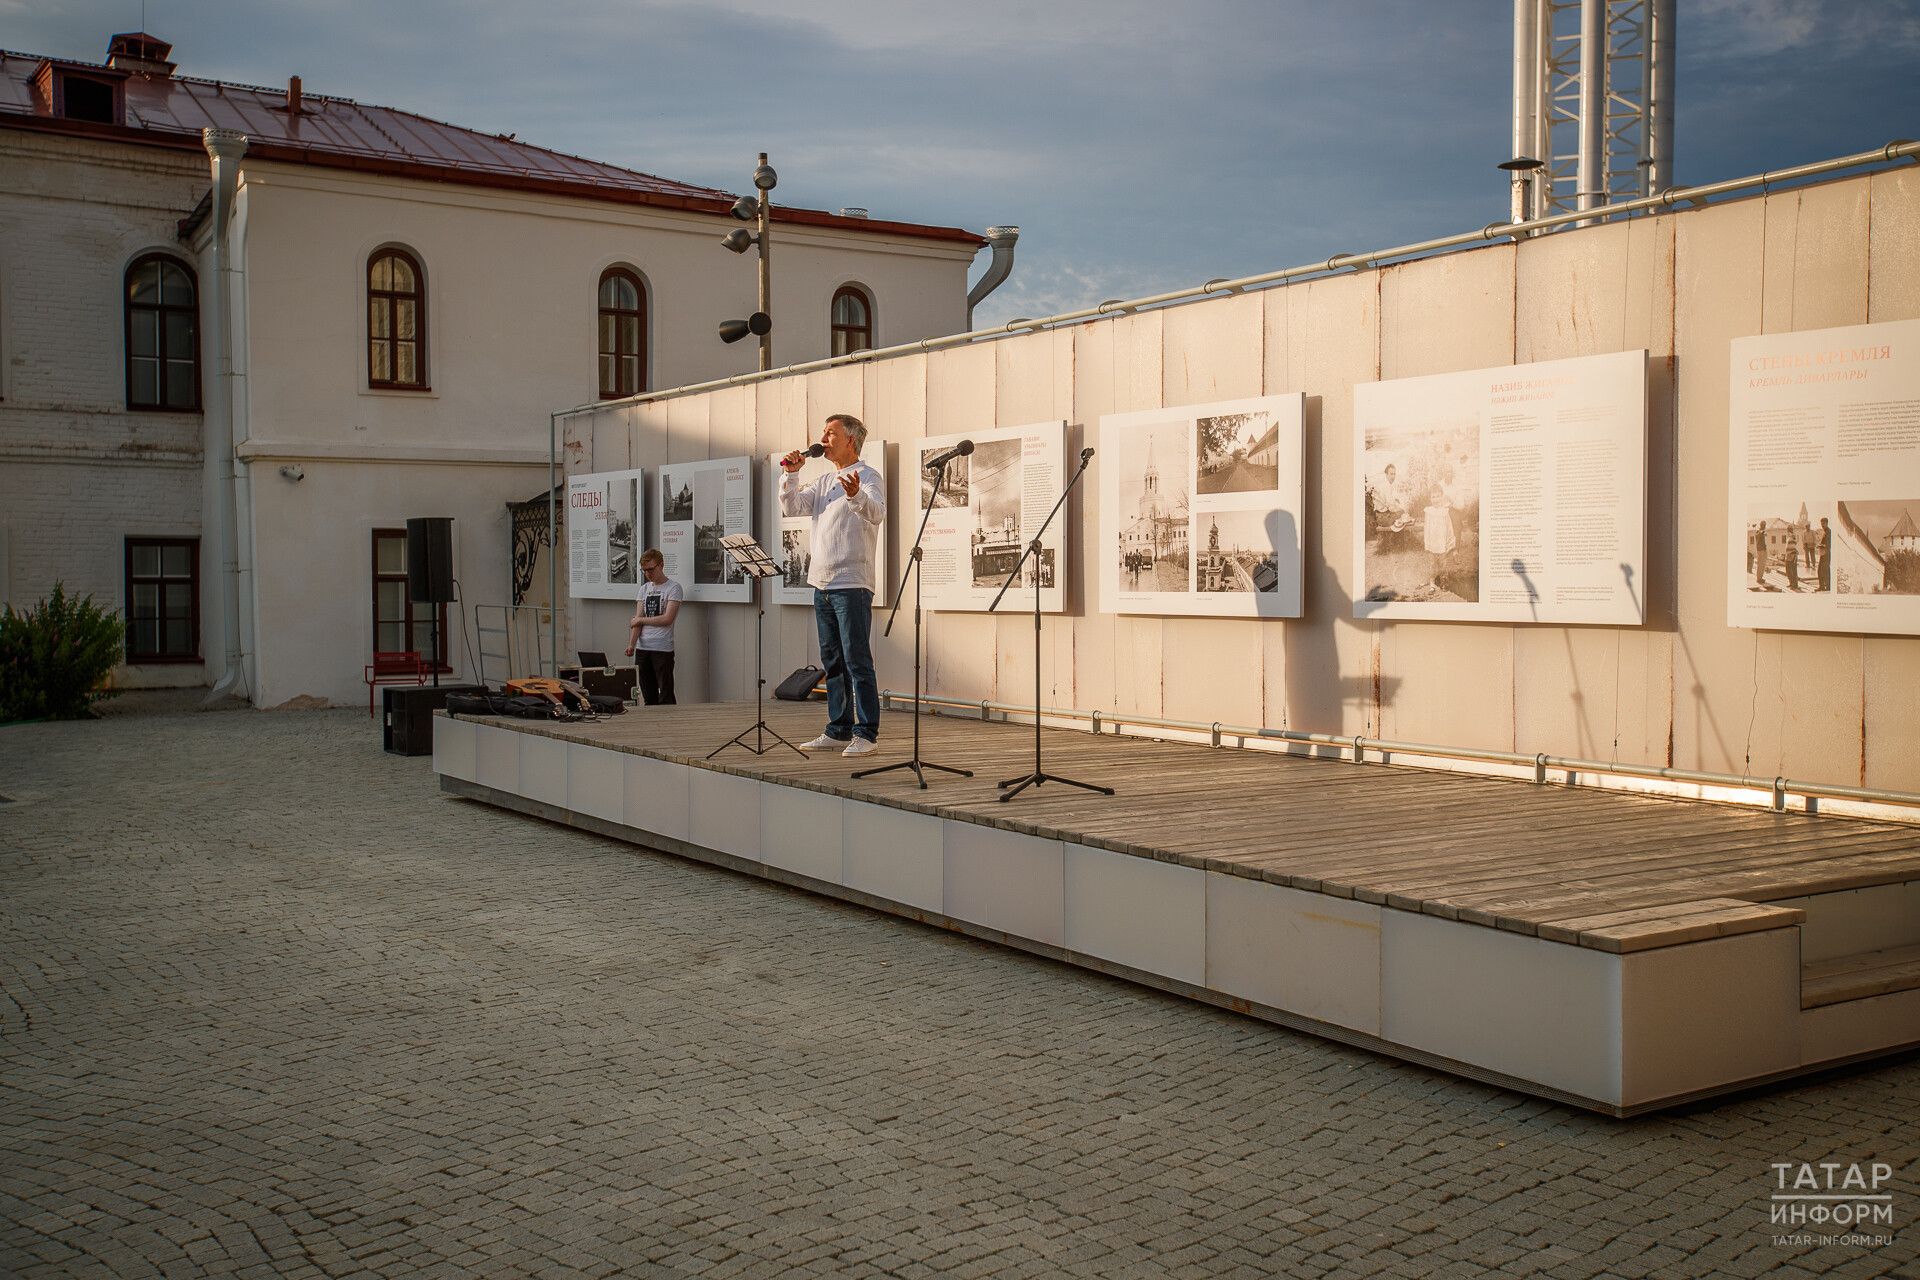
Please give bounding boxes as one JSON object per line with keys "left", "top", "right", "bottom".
{"left": 131, "top": 359, "right": 160, "bottom": 405}
{"left": 599, "top": 314, "right": 615, "bottom": 353}
{"left": 128, "top": 261, "right": 160, "bottom": 304}
{"left": 370, "top": 300, "right": 390, "bottom": 339}
{"left": 133, "top": 582, "right": 158, "bottom": 614}
{"left": 620, "top": 356, "right": 639, "bottom": 393}
{"left": 159, "top": 262, "right": 192, "bottom": 306}
{"left": 132, "top": 545, "right": 160, "bottom": 577}
{"left": 376, "top": 621, "right": 404, "bottom": 652}
{"left": 164, "top": 370, "right": 195, "bottom": 409}
{"left": 397, "top": 300, "right": 416, "bottom": 340}
{"left": 133, "top": 619, "right": 160, "bottom": 654}
{"left": 164, "top": 619, "right": 192, "bottom": 654}
{"left": 619, "top": 316, "right": 638, "bottom": 353}
{"left": 370, "top": 255, "right": 392, "bottom": 291}
{"left": 390, "top": 256, "right": 415, "bottom": 291}
{"left": 164, "top": 311, "right": 192, "bottom": 358}
{"left": 130, "top": 311, "right": 159, "bottom": 358}
{"left": 370, "top": 342, "right": 391, "bottom": 382}
{"left": 599, "top": 354, "right": 615, "bottom": 396}
{"left": 375, "top": 535, "right": 406, "bottom": 576}
{"left": 613, "top": 276, "right": 637, "bottom": 309}
{"left": 164, "top": 583, "right": 192, "bottom": 617}
{"left": 396, "top": 342, "right": 416, "bottom": 385}
{"left": 412, "top": 618, "right": 437, "bottom": 653}
{"left": 162, "top": 544, "right": 190, "bottom": 576}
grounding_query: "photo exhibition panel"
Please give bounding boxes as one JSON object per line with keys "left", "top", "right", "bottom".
{"left": 1353, "top": 350, "right": 1648, "bottom": 625}
{"left": 1729, "top": 318, "right": 1920, "bottom": 636}
{"left": 659, "top": 457, "right": 754, "bottom": 604}
{"left": 1100, "top": 394, "right": 1306, "bottom": 618}
{"left": 567, "top": 467, "right": 646, "bottom": 602}
{"left": 916, "top": 420, "right": 1069, "bottom": 613}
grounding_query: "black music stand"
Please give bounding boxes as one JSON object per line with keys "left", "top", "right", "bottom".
{"left": 851, "top": 457, "right": 974, "bottom": 788}
{"left": 989, "top": 447, "right": 1113, "bottom": 803}
{"left": 708, "top": 534, "right": 805, "bottom": 760}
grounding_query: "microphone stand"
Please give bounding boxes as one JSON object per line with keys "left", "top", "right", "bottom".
{"left": 989, "top": 448, "right": 1112, "bottom": 803}
{"left": 852, "top": 457, "right": 973, "bottom": 787}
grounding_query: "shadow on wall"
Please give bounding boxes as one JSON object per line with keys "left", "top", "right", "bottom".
{"left": 1282, "top": 395, "right": 1399, "bottom": 734}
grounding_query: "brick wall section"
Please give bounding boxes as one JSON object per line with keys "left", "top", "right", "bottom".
{"left": 1, "top": 132, "right": 209, "bottom": 684}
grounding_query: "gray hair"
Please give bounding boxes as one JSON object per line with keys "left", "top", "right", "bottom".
{"left": 826, "top": 412, "right": 867, "bottom": 453}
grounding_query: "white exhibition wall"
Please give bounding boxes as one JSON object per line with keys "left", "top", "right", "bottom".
{"left": 562, "top": 166, "right": 1920, "bottom": 793}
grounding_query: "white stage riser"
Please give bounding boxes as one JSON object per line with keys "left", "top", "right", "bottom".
{"left": 435, "top": 719, "right": 1920, "bottom": 1116}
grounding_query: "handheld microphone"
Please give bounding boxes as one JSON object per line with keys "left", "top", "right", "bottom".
{"left": 805, "top": 442, "right": 826, "bottom": 457}
{"left": 923, "top": 439, "right": 975, "bottom": 470}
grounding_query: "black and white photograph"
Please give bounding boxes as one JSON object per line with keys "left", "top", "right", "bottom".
{"left": 966, "top": 439, "right": 1023, "bottom": 586}
{"left": 1019, "top": 547, "right": 1058, "bottom": 591}
{"left": 1116, "top": 418, "right": 1190, "bottom": 592}
{"left": 1833, "top": 499, "right": 1920, "bottom": 596}
{"left": 1195, "top": 510, "right": 1280, "bottom": 593}
{"left": 606, "top": 476, "right": 638, "bottom": 584}
{"left": 920, "top": 447, "right": 970, "bottom": 509}
{"left": 1196, "top": 410, "right": 1280, "bottom": 496}
{"left": 692, "top": 467, "right": 727, "bottom": 585}
{"left": 1743, "top": 500, "right": 1835, "bottom": 595}
{"left": 1361, "top": 422, "right": 1480, "bottom": 604}
{"left": 780, "top": 527, "right": 811, "bottom": 589}
{"left": 663, "top": 475, "right": 693, "bottom": 523}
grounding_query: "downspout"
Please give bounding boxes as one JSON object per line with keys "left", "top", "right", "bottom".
{"left": 202, "top": 127, "right": 250, "bottom": 704}
{"left": 965, "top": 225, "right": 1020, "bottom": 327}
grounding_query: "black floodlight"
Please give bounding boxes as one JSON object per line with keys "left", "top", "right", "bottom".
{"left": 721, "top": 227, "right": 758, "bottom": 254}
{"left": 1498, "top": 155, "right": 1545, "bottom": 171}
{"left": 718, "top": 312, "right": 772, "bottom": 344}
{"left": 752, "top": 159, "right": 777, "bottom": 191}
{"left": 729, "top": 195, "right": 760, "bottom": 221}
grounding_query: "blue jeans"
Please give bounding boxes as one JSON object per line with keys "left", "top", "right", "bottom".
{"left": 814, "top": 587, "right": 878, "bottom": 742}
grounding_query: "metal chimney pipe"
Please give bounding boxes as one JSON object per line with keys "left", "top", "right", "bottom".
{"left": 966, "top": 226, "right": 1020, "bottom": 326}
{"left": 1576, "top": 0, "right": 1606, "bottom": 221}
{"left": 1509, "top": 0, "right": 1538, "bottom": 223}
{"left": 287, "top": 75, "right": 302, "bottom": 115}
{"left": 1647, "top": 0, "right": 1676, "bottom": 193}
{"left": 202, "top": 127, "right": 251, "bottom": 705}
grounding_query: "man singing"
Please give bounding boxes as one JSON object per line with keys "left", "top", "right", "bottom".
{"left": 781, "top": 413, "right": 886, "bottom": 756}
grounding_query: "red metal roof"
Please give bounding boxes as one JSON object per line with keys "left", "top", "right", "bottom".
{"left": 0, "top": 45, "right": 985, "bottom": 247}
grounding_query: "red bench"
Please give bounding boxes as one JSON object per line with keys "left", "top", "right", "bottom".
{"left": 364, "top": 650, "right": 429, "bottom": 716}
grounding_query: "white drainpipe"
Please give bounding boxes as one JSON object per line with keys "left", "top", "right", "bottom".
{"left": 202, "top": 127, "right": 250, "bottom": 704}
{"left": 965, "top": 226, "right": 1020, "bottom": 326}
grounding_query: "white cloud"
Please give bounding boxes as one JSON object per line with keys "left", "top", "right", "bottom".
{"left": 1692, "top": 0, "right": 1920, "bottom": 58}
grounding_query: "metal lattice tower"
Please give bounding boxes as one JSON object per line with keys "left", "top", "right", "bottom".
{"left": 1507, "top": 0, "right": 1674, "bottom": 224}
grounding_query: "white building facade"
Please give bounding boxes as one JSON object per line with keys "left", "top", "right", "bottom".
{"left": 0, "top": 34, "right": 987, "bottom": 707}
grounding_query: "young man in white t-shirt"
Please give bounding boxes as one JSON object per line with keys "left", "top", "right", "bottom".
{"left": 624, "top": 548, "right": 684, "bottom": 704}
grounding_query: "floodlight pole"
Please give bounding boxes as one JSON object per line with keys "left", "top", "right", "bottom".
{"left": 756, "top": 153, "right": 773, "bottom": 371}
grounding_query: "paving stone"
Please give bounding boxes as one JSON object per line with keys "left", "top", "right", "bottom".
{"left": 0, "top": 708, "right": 1915, "bottom": 1278}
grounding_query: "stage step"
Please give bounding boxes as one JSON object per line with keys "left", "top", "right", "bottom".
{"left": 1801, "top": 942, "right": 1920, "bottom": 1009}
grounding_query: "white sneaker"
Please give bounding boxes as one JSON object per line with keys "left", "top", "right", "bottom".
{"left": 842, "top": 738, "right": 879, "bottom": 757}
{"left": 798, "top": 734, "right": 843, "bottom": 751}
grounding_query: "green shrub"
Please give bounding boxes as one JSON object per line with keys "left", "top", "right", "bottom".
{"left": 0, "top": 583, "right": 125, "bottom": 722}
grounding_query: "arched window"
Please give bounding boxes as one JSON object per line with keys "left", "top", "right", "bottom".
{"left": 125, "top": 254, "right": 199, "bottom": 410}
{"left": 368, "top": 248, "right": 428, "bottom": 389}
{"left": 598, "top": 267, "right": 647, "bottom": 398}
{"left": 830, "top": 285, "right": 873, "bottom": 357}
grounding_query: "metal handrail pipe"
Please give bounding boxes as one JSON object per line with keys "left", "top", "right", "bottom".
{"left": 549, "top": 140, "right": 1920, "bottom": 421}
{"left": 876, "top": 689, "right": 1920, "bottom": 812}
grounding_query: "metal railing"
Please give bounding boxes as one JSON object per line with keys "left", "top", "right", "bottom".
{"left": 876, "top": 690, "right": 1920, "bottom": 817}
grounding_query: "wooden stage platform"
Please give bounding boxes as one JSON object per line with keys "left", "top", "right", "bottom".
{"left": 433, "top": 701, "right": 1920, "bottom": 1115}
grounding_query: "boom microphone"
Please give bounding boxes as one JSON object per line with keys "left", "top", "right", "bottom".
{"left": 923, "top": 439, "right": 975, "bottom": 470}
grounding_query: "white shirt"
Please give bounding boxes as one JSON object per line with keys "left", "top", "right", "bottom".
{"left": 780, "top": 459, "right": 886, "bottom": 591}
{"left": 633, "top": 577, "right": 683, "bottom": 652}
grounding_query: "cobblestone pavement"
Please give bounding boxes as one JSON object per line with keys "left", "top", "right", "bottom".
{"left": 2, "top": 709, "right": 1916, "bottom": 1279}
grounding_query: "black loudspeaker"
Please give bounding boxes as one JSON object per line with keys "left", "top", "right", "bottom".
{"left": 406, "top": 517, "right": 455, "bottom": 603}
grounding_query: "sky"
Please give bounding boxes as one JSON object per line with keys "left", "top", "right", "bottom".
{"left": 9, "top": 0, "right": 1920, "bottom": 328}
